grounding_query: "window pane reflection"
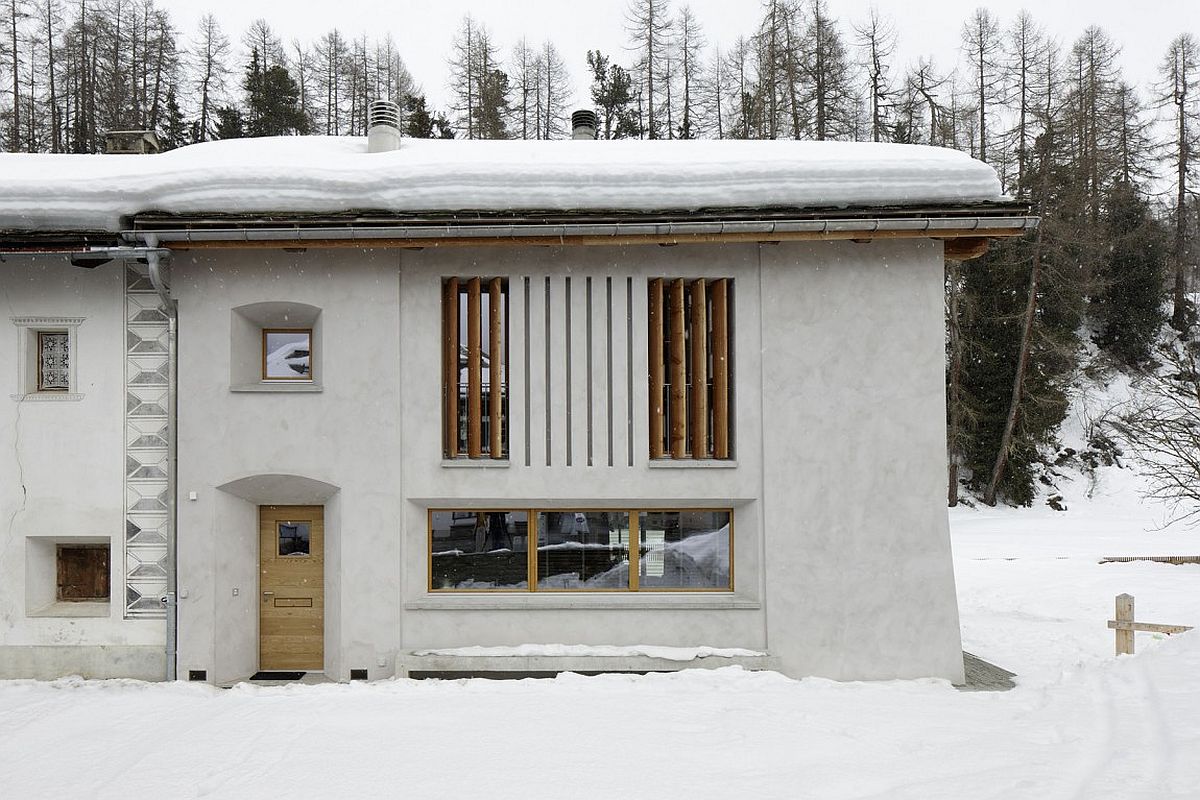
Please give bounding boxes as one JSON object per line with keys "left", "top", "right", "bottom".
{"left": 638, "top": 511, "right": 731, "bottom": 589}
{"left": 264, "top": 330, "right": 312, "bottom": 378}
{"left": 537, "top": 511, "right": 631, "bottom": 590}
{"left": 431, "top": 511, "right": 529, "bottom": 589}
{"left": 278, "top": 522, "right": 311, "bottom": 556}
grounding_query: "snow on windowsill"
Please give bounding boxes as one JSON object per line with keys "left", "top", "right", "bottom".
{"left": 412, "top": 644, "right": 766, "bottom": 661}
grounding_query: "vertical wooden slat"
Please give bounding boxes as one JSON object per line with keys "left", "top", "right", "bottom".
{"left": 711, "top": 278, "right": 730, "bottom": 459}
{"left": 669, "top": 279, "right": 687, "bottom": 459}
{"left": 690, "top": 279, "right": 708, "bottom": 459}
{"left": 489, "top": 277, "right": 503, "bottom": 459}
{"left": 648, "top": 278, "right": 665, "bottom": 459}
{"left": 629, "top": 511, "right": 640, "bottom": 591}
{"left": 443, "top": 278, "right": 459, "bottom": 458}
{"left": 528, "top": 509, "right": 539, "bottom": 592}
{"left": 467, "top": 277, "right": 482, "bottom": 458}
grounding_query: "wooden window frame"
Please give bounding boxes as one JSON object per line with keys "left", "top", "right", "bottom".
{"left": 261, "top": 328, "right": 314, "bottom": 381}
{"left": 442, "top": 277, "right": 509, "bottom": 460}
{"left": 56, "top": 543, "right": 110, "bottom": 602}
{"left": 36, "top": 330, "right": 70, "bottom": 392}
{"left": 428, "top": 507, "right": 733, "bottom": 593}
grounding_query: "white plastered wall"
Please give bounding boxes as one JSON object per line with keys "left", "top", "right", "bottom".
{"left": 174, "top": 250, "right": 402, "bottom": 682}
{"left": 0, "top": 257, "right": 165, "bottom": 680}
{"left": 759, "top": 239, "right": 964, "bottom": 681}
{"left": 170, "top": 238, "right": 962, "bottom": 683}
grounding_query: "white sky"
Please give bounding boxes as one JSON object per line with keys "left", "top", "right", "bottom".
{"left": 178, "top": 0, "right": 1198, "bottom": 113}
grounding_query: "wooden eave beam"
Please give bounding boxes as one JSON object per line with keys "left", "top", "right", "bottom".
{"left": 943, "top": 237, "right": 991, "bottom": 261}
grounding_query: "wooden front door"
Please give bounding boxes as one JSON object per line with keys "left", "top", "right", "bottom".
{"left": 259, "top": 505, "right": 324, "bottom": 670}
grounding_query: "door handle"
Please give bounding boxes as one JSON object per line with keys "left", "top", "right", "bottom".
{"left": 262, "top": 591, "right": 275, "bottom": 596}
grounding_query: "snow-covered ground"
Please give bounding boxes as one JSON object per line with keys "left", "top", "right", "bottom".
{"left": 2, "top": 459, "right": 1197, "bottom": 798}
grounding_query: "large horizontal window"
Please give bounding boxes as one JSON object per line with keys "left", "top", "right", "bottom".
{"left": 429, "top": 508, "right": 731, "bottom": 592}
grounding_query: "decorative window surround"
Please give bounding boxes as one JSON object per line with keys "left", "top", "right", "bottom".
{"left": 10, "top": 316, "right": 85, "bottom": 401}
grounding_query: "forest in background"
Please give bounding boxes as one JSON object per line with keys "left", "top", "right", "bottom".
{"left": 1, "top": 0, "right": 1198, "bottom": 510}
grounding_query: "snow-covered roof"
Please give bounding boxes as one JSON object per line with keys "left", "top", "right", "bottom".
{"left": 0, "top": 136, "right": 1005, "bottom": 233}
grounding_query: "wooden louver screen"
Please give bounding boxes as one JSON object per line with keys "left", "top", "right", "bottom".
{"left": 648, "top": 278, "right": 731, "bottom": 460}
{"left": 443, "top": 277, "right": 508, "bottom": 459}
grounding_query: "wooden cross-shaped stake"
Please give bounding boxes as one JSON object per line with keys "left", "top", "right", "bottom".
{"left": 1107, "top": 594, "right": 1193, "bottom": 655}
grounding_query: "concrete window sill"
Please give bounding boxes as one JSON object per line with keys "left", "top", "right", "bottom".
{"left": 440, "top": 459, "right": 511, "bottom": 468}
{"left": 647, "top": 460, "right": 738, "bottom": 469}
{"left": 230, "top": 382, "right": 323, "bottom": 393}
{"left": 406, "top": 593, "right": 758, "bottom": 611}
{"left": 27, "top": 601, "right": 111, "bottom": 618}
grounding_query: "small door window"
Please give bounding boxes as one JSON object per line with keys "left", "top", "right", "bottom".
{"left": 278, "top": 522, "right": 311, "bottom": 556}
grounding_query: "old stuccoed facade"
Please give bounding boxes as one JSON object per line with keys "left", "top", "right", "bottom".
{"left": 0, "top": 135, "right": 1031, "bottom": 683}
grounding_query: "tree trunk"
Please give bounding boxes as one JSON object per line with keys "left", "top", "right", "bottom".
{"left": 984, "top": 229, "right": 1043, "bottom": 506}
{"left": 946, "top": 259, "right": 964, "bottom": 506}
{"left": 1171, "top": 53, "right": 1190, "bottom": 333}
{"left": 9, "top": 0, "right": 19, "bottom": 151}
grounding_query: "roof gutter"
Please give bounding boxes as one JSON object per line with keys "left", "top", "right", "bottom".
{"left": 121, "top": 214, "right": 1038, "bottom": 250}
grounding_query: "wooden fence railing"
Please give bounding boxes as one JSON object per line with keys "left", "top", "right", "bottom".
{"left": 1107, "top": 594, "right": 1193, "bottom": 655}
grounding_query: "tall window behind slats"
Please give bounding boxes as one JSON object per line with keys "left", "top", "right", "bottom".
{"left": 648, "top": 278, "right": 733, "bottom": 460}
{"left": 443, "top": 277, "right": 508, "bottom": 459}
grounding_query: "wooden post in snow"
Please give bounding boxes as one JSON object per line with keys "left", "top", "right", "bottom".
{"left": 1107, "top": 593, "right": 1193, "bottom": 656}
{"left": 1114, "top": 593, "right": 1135, "bottom": 656}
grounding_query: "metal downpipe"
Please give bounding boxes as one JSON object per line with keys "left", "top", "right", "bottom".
{"left": 146, "top": 243, "right": 179, "bottom": 682}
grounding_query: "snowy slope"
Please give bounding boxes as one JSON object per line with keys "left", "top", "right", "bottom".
{"left": 0, "top": 136, "right": 1005, "bottom": 232}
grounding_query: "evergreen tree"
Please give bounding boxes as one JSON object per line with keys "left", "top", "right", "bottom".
{"left": 587, "top": 50, "right": 638, "bottom": 139}
{"left": 1092, "top": 182, "right": 1168, "bottom": 366}
{"left": 159, "top": 86, "right": 187, "bottom": 149}
{"left": 473, "top": 65, "right": 510, "bottom": 139}
{"left": 243, "top": 49, "right": 308, "bottom": 137}
{"left": 212, "top": 104, "right": 244, "bottom": 139}
{"left": 404, "top": 92, "right": 452, "bottom": 138}
{"left": 956, "top": 127, "right": 1083, "bottom": 506}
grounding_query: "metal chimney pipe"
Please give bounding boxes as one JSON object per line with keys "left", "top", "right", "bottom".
{"left": 367, "top": 100, "right": 402, "bottom": 153}
{"left": 571, "top": 109, "right": 598, "bottom": 140}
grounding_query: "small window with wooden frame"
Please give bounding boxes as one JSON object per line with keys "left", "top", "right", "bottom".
{"left": 648, "top": 278, "right": 733, "bottom": 460}
{"left": 262, "top": 328, "right": 313, "bottom": 380}
{"left": 442, "top": 277, "right": 509, "bottom": 460}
